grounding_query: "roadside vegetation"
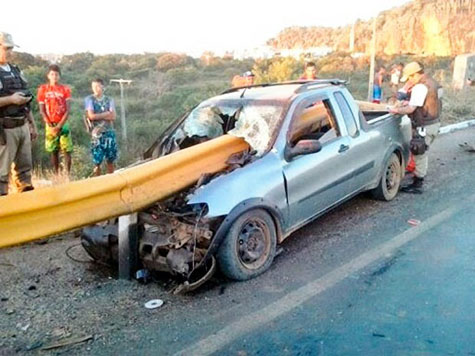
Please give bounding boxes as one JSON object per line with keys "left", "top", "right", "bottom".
{"left": 11, "top": 51, "right": 473, "bottom": 181}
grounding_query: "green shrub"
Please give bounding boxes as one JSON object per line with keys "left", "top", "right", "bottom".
{"left": 16, "top": 51, "right": 470, "bottom": 183}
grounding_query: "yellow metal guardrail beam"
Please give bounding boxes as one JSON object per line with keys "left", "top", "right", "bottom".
{"left": 0, "top": 135, "right": 249, "bottom": 248}
{"left": 355, "top": 100, "right": 388, "bottom": 112}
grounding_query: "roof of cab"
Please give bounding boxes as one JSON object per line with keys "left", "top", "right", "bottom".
{"left": 215, "top": 79, "right": 347, "bottom": 102}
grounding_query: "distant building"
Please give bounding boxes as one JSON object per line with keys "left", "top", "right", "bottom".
{"left": 453, "top": 53, "right": 475, "bottom": 90}
{"left": 231, "top": 45, "right": 332, "bottom": 60}
{"left": 38, "top": 53, "right": 64, "bottom": 63}
{"left": 351, "top": 52, "right": 365, "bottom": 59}
{"left": 277, "top": 47, "right": 333, "bottom": 59}
{"left": 233, "top": 46, "right": 275, "bottom": 60}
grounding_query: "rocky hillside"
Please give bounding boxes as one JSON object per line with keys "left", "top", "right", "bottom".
{"left": 267, "top": 0, "right": 475, "bottom": 56}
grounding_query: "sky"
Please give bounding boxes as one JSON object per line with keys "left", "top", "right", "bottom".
{"left": 3, "top": 0, "right": 411, "bottom": 56}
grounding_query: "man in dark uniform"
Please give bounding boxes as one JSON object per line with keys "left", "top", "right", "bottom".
{"left": 389, "top": 61, "right": 441, "bottom": 194}
{"left": 0, "top": 32, "right": 38, "bottom": 195}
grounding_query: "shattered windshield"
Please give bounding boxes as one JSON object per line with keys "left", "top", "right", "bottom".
{"left": 172, "top": 99, "right": 286, "bottom": 156}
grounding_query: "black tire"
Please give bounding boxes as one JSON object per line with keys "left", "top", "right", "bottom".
{"left": 372, "top": 152, "right": 402, "bottom": 201}
{"left": 217, "top": 209, "right": 277, "bottom": 281}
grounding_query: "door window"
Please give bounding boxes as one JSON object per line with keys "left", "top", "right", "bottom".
{"left": 288, "top": 97, "right": 340, "bottom": 145}
{"left": 334, "top": 92, "right": 359, "bottom": 137}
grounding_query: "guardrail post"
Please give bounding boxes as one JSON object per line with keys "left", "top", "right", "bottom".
{"left": 118, "top": 213, "right": 138, "bottom": 280}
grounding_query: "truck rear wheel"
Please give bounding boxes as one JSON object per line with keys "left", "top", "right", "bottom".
{"left": 372, "top": 152, "right": 402, "bottom": 201}
{"left": 217, "top": 209, "right": 277, "bottom": 281}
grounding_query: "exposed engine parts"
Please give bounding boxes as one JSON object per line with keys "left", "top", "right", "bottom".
{"left": 138, "top": 211, "right": 213, "bottom": 276}
{"left": 81, "top": 193, "right": 219, "bottom": 293}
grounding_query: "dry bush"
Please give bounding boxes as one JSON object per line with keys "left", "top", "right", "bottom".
{"left": 441, "top": 87, "right": 475, "bottom": 124}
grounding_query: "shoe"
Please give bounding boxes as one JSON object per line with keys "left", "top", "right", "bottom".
{"left": 18, "top": 185, "right": 34, "bottom": 193}
{"left": 401, "top": 176, "right": 423, "bottom": 194}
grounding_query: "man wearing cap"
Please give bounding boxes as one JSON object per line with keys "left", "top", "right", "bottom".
{"left": 0, "top": 32, "right": 38, "bottom": 196}
{"left": 389, "top": 61, "right": 441, "bottom": 194}
{"left": 242, "top": 71, "right": 255, "bottom": 86}
{"left": 231, "top": 71, "right": 255, "bottom": 88}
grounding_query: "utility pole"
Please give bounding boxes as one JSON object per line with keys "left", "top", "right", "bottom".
{"left": 367, "top": 17, "right": 376, "bottom": 102}
{"left": 349, "top": 21, "right": 355, "bottom": 53}
{"left": 110, "top": 79, "right": 132, "bottom": 140}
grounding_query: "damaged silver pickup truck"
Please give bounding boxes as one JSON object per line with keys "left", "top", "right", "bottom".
{"left": 81, "top": 80, "right": 411, "bottom": 292}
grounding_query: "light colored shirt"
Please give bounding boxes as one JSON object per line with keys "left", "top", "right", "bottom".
{"left": 409, "top": 83, "right": 428, "bottom": 107}
{"left": 390, "top": 70, "right": 400, "bottom": 85}
{"left": 85, "top": 94, "right": 115, "bottom": 129}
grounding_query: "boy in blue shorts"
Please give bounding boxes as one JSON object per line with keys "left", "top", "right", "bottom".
{"left": 372, "top": 66, "right": 386, "bottom": 103}
{"left": 84, "top": 78, "right": 117, "bottom": 176}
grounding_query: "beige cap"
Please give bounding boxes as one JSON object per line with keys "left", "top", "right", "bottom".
{"left": 400, "top": 62, "right": 423, "bottom": 82}
{"left": 0, "top": 32, "right": 18, "bottom": 48}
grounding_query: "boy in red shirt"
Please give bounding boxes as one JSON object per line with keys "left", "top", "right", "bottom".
{"left": 37, "top": 65, "right": 73, "bottom": 175}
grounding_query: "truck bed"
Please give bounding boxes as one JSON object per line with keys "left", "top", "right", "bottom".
{"left": 356, "top": 100, "right": 393, "bottom": 125}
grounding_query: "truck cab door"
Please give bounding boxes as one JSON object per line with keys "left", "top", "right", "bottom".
{"left": 282, "top": 96, "right": 355, "bottom": 229}
{"left": 332, "top": 91, "right": 378, "bottom": 193}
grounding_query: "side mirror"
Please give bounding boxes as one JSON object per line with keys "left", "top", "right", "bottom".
{"left": 285, "top": 139, "right": 322, "bottom": 160}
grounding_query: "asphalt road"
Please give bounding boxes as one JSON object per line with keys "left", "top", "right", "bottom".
{"left": 1, "top": 127, "right": 475, "bottom": 355}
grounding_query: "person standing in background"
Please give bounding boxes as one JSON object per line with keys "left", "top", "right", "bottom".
{"left": 232, "top": 71, "right": 255, "bottom": 87}
{"left": 0, "top": 32, "right": 37, "bottom": 196}
{"left": 372, "top": 66, "right": 386, "bottom": 103}
{"left": 299, "top": 62, "right": 318, "bottom": 80}
{"left": 85, "top": 78, "right": 117, "bottom": 176}
{"left": 389, "top": 63, "right": 403, "bottom": 101}
{"left": 390, "top": 63, "right": 403, "bottom": 89}
{"left": 37, "top": 64, "right": 73, "bottom": 175}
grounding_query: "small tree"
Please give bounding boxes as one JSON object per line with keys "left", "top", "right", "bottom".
{"left": 10, "top": 52, "right": 48, "bottom": 69}
{"left": 253, "top": 57, "right": 301, "bottom": 83}
{"left": 156, "top": 53, "right": 193, "bottom": 72}
{"left": 62, "top": 52, "right": 95, "bottom": 73}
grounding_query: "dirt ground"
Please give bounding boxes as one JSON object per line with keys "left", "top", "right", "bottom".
{"left": 0, "top": 232, "right": 201, "bottom": 354}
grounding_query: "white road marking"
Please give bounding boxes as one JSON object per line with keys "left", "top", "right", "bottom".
{"left": 175, "top": 202, "right": 464, "bottom": 356}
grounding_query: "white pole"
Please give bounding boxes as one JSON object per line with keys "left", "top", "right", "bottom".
{"left": 110, "top": 79, "right": 132, "bottom": 141}
{"left": 119, "top": 82, "right": 126, "bottom": 140}
{"left": 349, "top": 22, "right": 355, "bottom": 53}
{"left": 368, "top": 18, "right": 376, "bottom": 102}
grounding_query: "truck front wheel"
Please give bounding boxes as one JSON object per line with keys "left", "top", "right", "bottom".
{"left": 217, "top": 209, "right": 277, "bottom": 281}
